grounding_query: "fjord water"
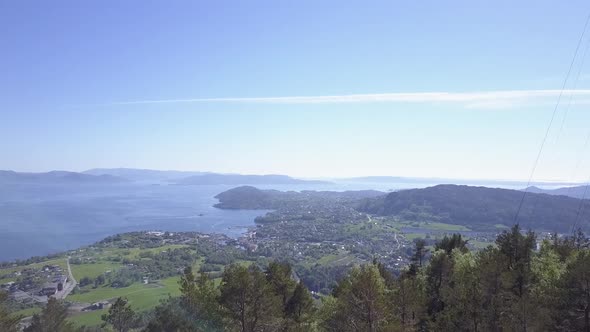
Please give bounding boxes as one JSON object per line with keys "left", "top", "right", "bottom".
{"left": 0, "top": 180, "right": 551, "bottom": 262}
{"left": 0, "top": 180, "right": 417, "bottom": 261}
{"left": 0, "top": 183, "right": 273, "bottom": 261}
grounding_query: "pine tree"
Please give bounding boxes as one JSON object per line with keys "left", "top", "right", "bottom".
{"left": 411, "top": 239, "right": 428, "bottom": 268}
{"left": 391, "top": 270, "right": 425, "bottom": 331}
{"left": 554, "top": 250, "right": 590, "bottom": 332}
{"left": 102, "top": 297, "right": 135, "bottom": 332}
{"left": 0, "top": 291, "right": 21, "bottom": 332}
{"left": 435, "top": 234, "right": 469, "bottom": 255}
{"left": 265, "top": 261, "right": 296, "bottom": 309}
{"left": 144, "top": 297, "right": 202, "bottom": 332}
{"left": 476, "top": 247, "right": 504, "bottom": 332}
{"left": 219, "top": 264, "right": 281, "bottom": 332}
{"left": 285, "top": 281, "right": 315, "bottom": 329}
{"left": 24, "top": 297, "right": 74, "bottom": 332}
{"left": 424, "top": 250, "right": 453, "bottom": 324}
{"left": 437, "top": 250, "right": 483, "bottom": 331}
{"left": 179, "top": 266, "right": 198, "bottom": 311}
{"left": 529, "top": 242, "right": 565, "bottom": 330}
{"left": 495, "top": 225, "right": 536, "bottom": 331}
{"left": 197, "top": 271, "right": 223, "bottom": 328}
{"left": 322, "top": 264, "right": 391, "bottom": 331}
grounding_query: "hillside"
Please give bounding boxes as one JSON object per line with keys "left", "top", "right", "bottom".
{"left": 214, "top": 186, "right": 288, "bottom": 209}
{"left": 356, "top": 184, "right": 590, "bottom": 232}
{"left": 214, "top": 186, "right": 384, "bottom": 210}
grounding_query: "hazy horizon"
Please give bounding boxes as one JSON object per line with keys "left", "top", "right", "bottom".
{"left": 4, "top": 1, "right": 590, "bottom": 182}
{"left": 1, "top": 167, "right": 586, "bottom": 185}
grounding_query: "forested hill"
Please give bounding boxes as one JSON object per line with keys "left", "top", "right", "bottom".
{"left": 356, "top": 184, "right": 590, "bottom": 232}
{"left": 214, "top": 186, "right": 384, "bottom": 210}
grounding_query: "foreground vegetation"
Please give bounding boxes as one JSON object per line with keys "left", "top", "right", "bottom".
{"left": 2, "top": 225, "right": 589, "bottom": 331}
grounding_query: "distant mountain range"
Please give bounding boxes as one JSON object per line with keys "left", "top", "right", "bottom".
{"left": 5, "top": 168, "right": 583, "bottom": 190}
{"left": 0, "top": 170, "right": 128, "bottom": 184}
{"left": 1, "top": 169, "right": 330, "bottom": 186}
{"left": 342, "top": 176, "right": 579, "bottom": 187}
{"left": 86, "top": 168, "right": 329, "bottom": 185}
{"left": 174, "top": 174, "right": 330, "bottom": 186}
{"left": 83, "top": 168, "right": 207, "bottom": 181}
{"left": 525, "top": 185, "right": 590, "bottom": 200}
{"left": 356, "top": 184, "right": 590, "bottom": 232}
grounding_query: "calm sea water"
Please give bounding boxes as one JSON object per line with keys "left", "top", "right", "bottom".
{"left": 0, "top": 180, "right": 540, "bottom": 262}
{"left": 0, "top": 183, "right": 268, "bottom": 261}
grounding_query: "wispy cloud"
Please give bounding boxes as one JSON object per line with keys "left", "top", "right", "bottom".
{"left": 102, "top": 89, "right": 590, "bottom": 109}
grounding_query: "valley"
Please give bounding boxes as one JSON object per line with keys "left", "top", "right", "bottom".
{"left": 3, "top": 183, "right": 579, "bottom": 328}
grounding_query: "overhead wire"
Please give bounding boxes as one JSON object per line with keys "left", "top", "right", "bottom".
{"left": 555, "top": 34, "right": 590, "bottom": 142}
{"left": 513, "top": 12, "right": 590, "bottom": 225}
{"left": 530, "top": 35, "right": 590, "bottom": 228}
{"left": 571, "top": 176, "right": 590, "bottom": 233}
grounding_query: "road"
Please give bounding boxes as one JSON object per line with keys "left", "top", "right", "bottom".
{"left": 367, "top": 214, "right": 402, "bottom": 251}
{"left": 394, "top": 232, "right": 401, "bottom": 250}
{"left": 55, "top": 257, "right": 77, "bottom": 300}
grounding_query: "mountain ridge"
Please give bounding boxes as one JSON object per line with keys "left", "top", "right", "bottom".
{"left": 0, "top": 170, "right": 128, "bottom": 184}
{"left": 525, "top": 185, "right": 590, "bottom": 199}
{"left": 175, "top": 173, "right": 331, "bottom": 186}
{"left": 356, "top": 184, "right": 590, "bottom": 232}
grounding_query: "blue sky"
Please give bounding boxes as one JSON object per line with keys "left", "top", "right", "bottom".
{"left": 2, "top": 1, "right": 590, "bottom": 180}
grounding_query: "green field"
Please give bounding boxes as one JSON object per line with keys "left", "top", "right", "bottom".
{"left": 345, "top": 220, "right": 392, "bottom": 234}
{"left": 69, "top": 276, "right": 180, "bottom": 304}
{"left": 401, "top": 221, "right": 471, "bottom": 232}
{"left": 421, "top": 222, "right": 471, "bottom": 231}
{"left": 71, "top": 262, "right": 121, "bottom": 281}
{"left": 405, "top": 233, "right": 427, "bottom": 241}
{"left": 0, "top": 258, "right": 67, "bottom": 275}
{"left": 234, "top": 259, "right": 255, "bottom": 267}
{"left": 316, "top": 251, "right": 356, "bottom": 266}
{"left": 2, "top": 240, "right": 202, "bottom": 327}
{"left": 94, "top": 244, "right": 190, "bottom": 260}
{"left": 383, "top": 218, "right": 472, "bottom": 232}
{"left": 69, "top": 310, "right": 104, "bottom": 328}
{"left": 191, "top": 257, "right": 205, "bottom": 272}
{"left": 11, "top": 307, "right": 42, "bottom": 318}
{"left": 69, "top": 276, "right": 181, "bottom": 327}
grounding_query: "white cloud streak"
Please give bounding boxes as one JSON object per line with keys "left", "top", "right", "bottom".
{"left": 105, "top": 89, "right": 590, "bottom": 109}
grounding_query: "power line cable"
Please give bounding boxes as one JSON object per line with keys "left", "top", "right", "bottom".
{"left": 556, "top": 34, "right": 590, "bottom": 142}
{"left": 565, "top": 128, "right": 590, "bottom": 233}
{"left": 513, "top": 12, "right": 590, "bottom": 225}
{"left": 571, "top": 176, "right": 590, "bottom": 233}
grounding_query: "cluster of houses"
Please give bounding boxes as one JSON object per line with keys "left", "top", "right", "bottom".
{"left": 38, "top": 274, "right": 68, "bottom": 296}
{"left": 0, "top": 264, "right": 69, "bottom": 303}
